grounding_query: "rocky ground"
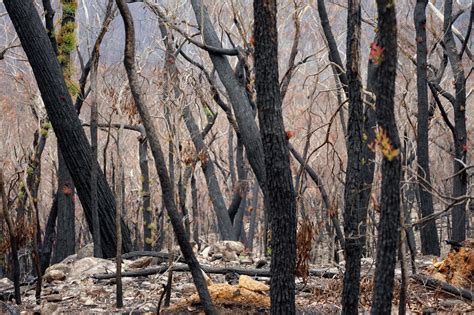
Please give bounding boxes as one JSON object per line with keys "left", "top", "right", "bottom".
{"left": 0, "top": 240, "right": 472, "bottom": 314}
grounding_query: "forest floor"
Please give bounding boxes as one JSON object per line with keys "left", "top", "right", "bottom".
{"left": 0, "top": 241, "right": 472, "bottom": 314}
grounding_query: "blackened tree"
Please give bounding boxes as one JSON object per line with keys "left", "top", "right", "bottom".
{"left": 114, "top": 1, "right": 216, "bottom": 313}
{"left": 414, "top": 0, "right": 440, "bottom": 255}
{"left": 4, "top": 0, "right": 132, "bottom": 259}
{"left": 443, "top": 0, "right": 468, "bottom": 242}
{"left": 341, "top": 1, "right": 367, "bottom": 313}
{"left": 53, "top": 0, "right": 77, "bottom": 264}
{"left": 370, "top": 0, "right": 401, "bottom": 314}
{"left": 254, "top": 0, "right": 297, "bottom": 313}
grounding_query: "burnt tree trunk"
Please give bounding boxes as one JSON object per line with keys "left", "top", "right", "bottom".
{"left": 370, "top": 1, "right": 401, "bottom": 314}
{"left": 254, "top": 1, "right": 297, "bottom": 314}
{"left": 53, "top": 151, "right": 76, "bottom": 263}
{"left": 115, "top": 1, "right": 216, "bottom": 313}
{"left": 233, "top": 139, "right": 248, "bottom": 241}
{"left": 247, "top": 182, "right": 259, "bottom": 251}
{"left": 4, "top": 0, "right": 132, "bottom": 259}
{"left": 341, "top": 1, "right": 368, "bottom": 313}
{"left": 191, "top": 173, "right": 200, "bottom": 247}
{"left": 40, "top": 194, "right": 58, "bottom": 274}
{"left": 182, "top": 105, "right": 235, "bottom": 240}
{"left": 444, "top": 0, "right": 467, "bottom": 242}
{"left": 139, "top": 131, "right": 153, "bottom": 251}
{"left": 54, "top": 0, "right": 77, "bottom": 264}
{"left": 189, "top": 1, "right": 272, "bottom": 248}
{"left": 88, "top": 0, "right": 114, "bottom": 258}
{"left": 414, "top": 0, "right": 440, "bottom": 255}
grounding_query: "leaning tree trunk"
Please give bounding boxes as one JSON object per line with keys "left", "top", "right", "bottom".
{"left": 157, "top": 20, "right": 235, "bottom": 240}
{"left": 114, "top": 1, "right": 216, "bottom": 313}
{"left": 4, "top": 0, "right": 132, "bottom": 259}
{"left": 254, "top": 0, "right": 297, "bottom": 314}
{"left": 414, "top": 0, "right": 440, "bottom": 255}
{"left": 189, "top": 1, "right": 272, "bottom": 247}
{"left": 370, "top": 1, "right": 401, "bottom": 314}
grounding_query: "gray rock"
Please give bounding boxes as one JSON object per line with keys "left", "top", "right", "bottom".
{"left": 0, "top": 277, "right": 13, "bottom": 290}
{"left": 223, "top": 250, "right": 239, "bottom": 262}
{"left": 201, "top": 246, "right": 212, "bottom": 257}
{"left": 43, "top": 269, "right": 66, "bottom": 283}
{"left": 69, "top": 257, "right": 115, "bottom": 280}
{"left": 41, "top": 303, "right": 60, "bottom": 314}
{"left": 76, "top": 244, "right": 94, "bottom": 259}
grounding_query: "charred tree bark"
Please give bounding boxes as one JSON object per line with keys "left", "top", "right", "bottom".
{"left": 4, "top": 0, "right": 132, "bottom": 259}
{"left": 53, "top": 152, "right": 76, "bottom": 263}
{"left": 246, "top": 182, "right": 259, "bottom": 251}
{"left": 115, "top": 1, "right": 216, "bottom": 313}
{"left": 139, "top": 131, "right": 153, "bottom": 251}
{"left": 90, "top": 50, "right": 102, "bottom": 258}
{"left": 289, "top": 144, "right": 345, "bottom": 249}
{"left": 317, "top": 0, "right": 348, "bottom": 94}
{"left": 190, "top": 0, "right": 271, "bottom": 237}
{"left": 414, "top": 0, "right": 440, "bottom": 255}
{"left": 157, "top": 19, "right": 234, "bottom": 241}
{"left": 89, "top": 0, "right": 114, "bottom": 258}
{"left": 370, "top": 1, "right": 401, "bottom": 314}
{"left": 115, "top": 126, "right": 124, "bottom": 308}
{"left": 254, "top": 1, "right": 297, "bottom": 314}
{"left": 233, "top": 140, "right": 248, "bottom": 241}
{"left": 443, "top": 0, "right": 468, "bottom": 242}
{"left": 341, "top": 1, "right": 368, "bottom": 313}
{"left": 182, "top": 105, "right": 234, "bottom": 240}
{"left": 191, "top": 173, "right": 200, "bottom": 247}
{"left": 54, "top": 0, "right": 77, "bottom": 264}
{"left": 40, "top": 194, "right": 58, "bottom": 274}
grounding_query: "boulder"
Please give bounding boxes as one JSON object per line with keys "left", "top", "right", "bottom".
{"left": 69, "top": 257, "right": 115, "bottom": 280}
{"left": 201, "top": 246, "right": 211, "bottom": 257}
{"left": 238, "top": 275, "right": 269, "bottom": 292}
{"left": 0, "top": 277, "right": 13, "bottom": 290}
{"left": 45, "top": 263, "right": 71, "bottom": 275}
{"left": 223, "top": 241, "right": 245, "bottom": 254}
{"left": 43, "top": 269, "right": 66, "bottom": 283}
{"left": 223, "top": 250, "right": 239, "bottom": 262}
{"left": 76, "top": 244, "right": 94, "bottom": 259}
{"left": 41, "top": 302, "right": 60, "bottom": 314}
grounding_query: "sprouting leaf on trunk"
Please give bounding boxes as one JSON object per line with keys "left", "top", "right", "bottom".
{"left": 369, "top": 42, "right": 384, "bottom": 65}
{"left": 368, "top": 126, "right": 399, "bottom": 161}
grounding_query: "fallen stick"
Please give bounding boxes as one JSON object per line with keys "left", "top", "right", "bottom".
{"left": 93, "top": 263, "right": 338, "bottom": 280}
{"left": 411, "top": 274, "right": 473, "bottom": 301}
{"left": 122, "top": 251, "right": 186, "bottom": 263}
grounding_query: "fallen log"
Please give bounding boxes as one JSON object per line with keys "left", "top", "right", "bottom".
{"left": 93, "top": 263, "right": 338, "bottom": 280}
{"left": 411, "top": 274, "right": 473, "bottom": 301}
{"left": 122, "top": 251, "right": 186, "bottom": 263}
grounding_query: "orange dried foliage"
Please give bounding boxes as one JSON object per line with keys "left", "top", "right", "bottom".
{"left": 296, "top": 219, "right": 314, "bottom": 283}
{"left": 426, "top": 240, "right": 474, "bottom": 289}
